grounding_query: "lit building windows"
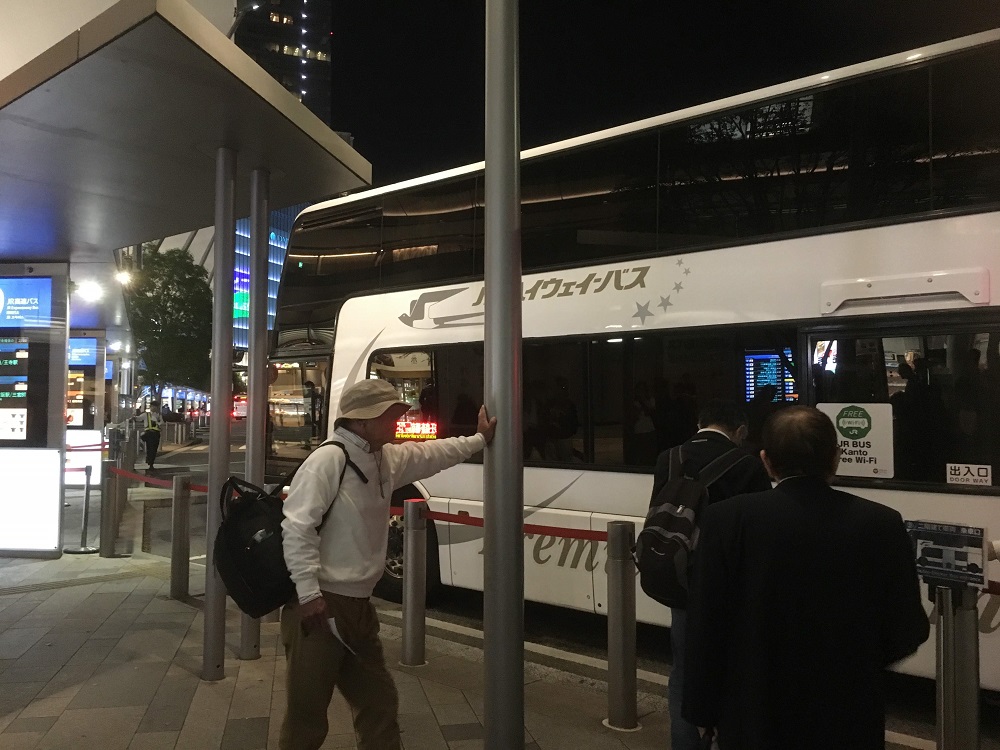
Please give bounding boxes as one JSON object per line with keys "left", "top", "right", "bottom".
{"left": 269, "top": 12, "right": 280, "bottom": 22}
{"left": 316, "top": 51, "right": 329, "bottom": 61}
{"left": 283, "top": 15, "right": 293, "bottom": 24}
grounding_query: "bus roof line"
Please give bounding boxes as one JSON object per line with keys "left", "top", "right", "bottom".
{"left": 296, "top": 28, "right": 1000, "bottom": 223}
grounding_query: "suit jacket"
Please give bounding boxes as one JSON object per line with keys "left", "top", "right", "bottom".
{"left": 682, "top": 477, "right": 930, "bottom": 750}
{"left": 650, "top": 430, "right": 772, "bottom": 506}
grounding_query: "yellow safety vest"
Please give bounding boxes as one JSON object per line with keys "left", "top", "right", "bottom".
{"left": 145, "top": 413, "right": 160, "bottom": 432}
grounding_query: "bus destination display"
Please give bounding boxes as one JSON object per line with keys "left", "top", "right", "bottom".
{"left": 744, "top": 348, "right": 797, "bottom": 403}
{"left": 0, "top": 338, "right": 29, "bottom": 439}
{"left": 0, "top": 278, "right": 52, "bottom": 328}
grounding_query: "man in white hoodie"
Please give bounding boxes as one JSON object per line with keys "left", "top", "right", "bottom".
{"left": 280, "top": 379, "right": 497, "bottom": 750}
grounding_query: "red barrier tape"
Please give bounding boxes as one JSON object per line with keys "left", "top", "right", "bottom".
{"left": 66, "top": 443, "right": 108, "bottom": 451}
{"left": 64, "top": 467, "right": 87, "bottom": 472}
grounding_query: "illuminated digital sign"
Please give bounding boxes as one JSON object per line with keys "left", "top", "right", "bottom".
{"left": 0, "top": 278, "right": 52, "bottom": 328}
{"left": 396, "top": 420, "right": 438, "bottom": 440}
{"left": 68, "top": 337, "right": 98, "bottom": 366}
{"left": 745, "top": 348, "right": 798, "bottom": 403}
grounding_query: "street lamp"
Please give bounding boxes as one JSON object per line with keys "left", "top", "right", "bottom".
{"left": 227, "top": 0, "right": 260, "bottom": 39}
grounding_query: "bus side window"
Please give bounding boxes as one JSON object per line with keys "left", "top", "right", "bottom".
{"left": 812, "top": 330, "right": 1000, "bottom": 486}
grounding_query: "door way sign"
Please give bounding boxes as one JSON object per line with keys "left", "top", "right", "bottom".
{"left": 905, "top": 520, "right": 987, "bottom": 587}
{"left": 817, "top": 403, "right": 894, "bottom": 478}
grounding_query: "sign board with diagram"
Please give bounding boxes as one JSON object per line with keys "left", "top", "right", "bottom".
{"left": 905, "top": 520, "right": 987, "bottom": 587}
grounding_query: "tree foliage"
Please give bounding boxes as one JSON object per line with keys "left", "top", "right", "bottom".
{"left": 126, "top": 247, "right": 212, "bottom": 394}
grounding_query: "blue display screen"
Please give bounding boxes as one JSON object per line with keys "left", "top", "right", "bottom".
{"left": 104, "top": 359, "right": 113, "bottom": 380}
{"left": 0, "top": 278, "right": 52, "bottom": 328}
{"left": 68, "top": 338, "right": 98, "bottom": 366}
{"left": 744, "top": 348, "right": 798, "bottom": 403}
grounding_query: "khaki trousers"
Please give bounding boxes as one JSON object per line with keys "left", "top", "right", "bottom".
{"left": 279, "top": 592, "right": 400, "bottom": 750}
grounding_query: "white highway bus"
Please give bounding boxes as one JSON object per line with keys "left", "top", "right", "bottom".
{"left": 267, "top": 29, "right": 1000, "bottom": 688}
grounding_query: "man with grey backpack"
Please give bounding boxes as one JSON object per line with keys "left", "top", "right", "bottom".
{"left": 280, "top": 379, "right": 497, "bottom": 750}
{"left": 646, "top": 400, "right": 770, "bottom": 750}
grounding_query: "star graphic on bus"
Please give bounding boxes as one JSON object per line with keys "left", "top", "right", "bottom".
{"left": 633, "top": 301, "right": 653, "bottom": 324}
{"left": 673, "top": 281, "right": 684, "bottom": 293}
{"left": 675, "top": 258, "right": 684, "bottom": 266}
{"left": 658, "top": 295, "right": 673, "bottom": 311}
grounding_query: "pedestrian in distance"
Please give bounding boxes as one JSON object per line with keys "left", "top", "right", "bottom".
{"left": 141, "top": 402, "right": 163, "bottom": 470}
{"left": 650, "top": 399, "right": 772, "bottom": 750}
{"left": 279, "top": 378, "right": 497, "bottom": 750}
{"left": 683, "top": 405, "right": 930, "bottom": 749}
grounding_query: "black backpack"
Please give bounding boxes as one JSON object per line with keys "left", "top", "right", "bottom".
{"left": 214, "top": 440, "right": 367, "bottom": 618}
{"left": 634, "top": 445, "right": 748, "bottom": 608}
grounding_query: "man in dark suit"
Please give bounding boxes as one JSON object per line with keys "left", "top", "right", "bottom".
{"left": 651, "top": 400, "right": 772, "bottom": 750}
{"left": 683, "top": 406, "right": 930, "bottom": 749}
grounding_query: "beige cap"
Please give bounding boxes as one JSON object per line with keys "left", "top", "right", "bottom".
{"left": 336, "top": 379, "right": 410, "bottom": 425}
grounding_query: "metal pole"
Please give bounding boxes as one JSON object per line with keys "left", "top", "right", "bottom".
{"left": 240, "top": 167, "right": 270, "bottom": 658}
{"left": 99, "top": 459, "right": 117, "bottom": 557}
{"left": 203, "top": 146, "right": 236, "bottom": 681}
{"left": 936, "top": 586, "right": 956, "bottom": 750}
{"left": 65, "top": 465, "right": 98, "bottom": 554}
{"left": 171, "top": 475, "right": 191, "bottom": 600}
{"left": 954, "top": 586, "right": 981, "bottom": 750}
{"left": 604, "top": 521, "right": 638, "bottom": 731}
{"left": 483, "top": 0, "right": 523, "bottom": 745}
{"left": 401, "top": 500, "right": 427, "bottom": 666}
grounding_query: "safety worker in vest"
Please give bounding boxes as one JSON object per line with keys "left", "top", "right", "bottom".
{"left": 142, "top": 401, "right": 163, "bottom": 470}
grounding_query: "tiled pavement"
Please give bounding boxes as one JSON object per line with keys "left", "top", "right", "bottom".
{"left": 0, "top": 551, "right": 670, "bottom": 749}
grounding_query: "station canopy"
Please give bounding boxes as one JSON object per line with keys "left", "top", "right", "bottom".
{"left": 0, "top": 0, "right": 372, "bottom": 332}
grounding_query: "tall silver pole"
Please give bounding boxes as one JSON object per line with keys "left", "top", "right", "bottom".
{"left": 203, "top": 146, "right": 236, "bottom": 681}
{"left": 483, "top": 0, "right": 523, "bottom": 745}
{"left": 240, "top": 168, "right": 270, "bottom": 659}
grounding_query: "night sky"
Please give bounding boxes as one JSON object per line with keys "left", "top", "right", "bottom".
{"left": 329, "top": 2, "right": 1000, "bottom": 186}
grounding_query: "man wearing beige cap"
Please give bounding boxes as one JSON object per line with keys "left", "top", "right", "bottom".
{"left": 279, "top": 378, "right": 496, "bottom": 750}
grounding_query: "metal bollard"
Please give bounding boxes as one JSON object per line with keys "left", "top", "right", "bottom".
{"left": 400, "top": 499, "right": 427, "bottom": 666}
{"left": 65, "top": 465, "right": 99, "bottom": 554}
{"left": 604, "top": 520, "right": 639, "bottom": 731}
{"left": 239, "top": 612, "right": 261, "bottom": 660}
{"left": 99, "top": 459, "right": 117, "bottom": 557}
{"left": 936, "top": 585, "right": 980, "bottom": 750}
{"left": 170, "top": 475, "right": 191, "bottom": 599}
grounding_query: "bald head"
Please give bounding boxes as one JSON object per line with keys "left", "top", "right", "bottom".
{"left": 761, "top": 406, "right": 840, "bottom": 481}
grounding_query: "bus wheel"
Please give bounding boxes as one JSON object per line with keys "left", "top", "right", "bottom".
{"left": 373, "top": 512, "right": 441, "bottom": 604}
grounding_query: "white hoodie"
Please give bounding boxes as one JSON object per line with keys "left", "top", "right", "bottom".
{"left": 281, "top": 426, "right": 486, "bottom": 601}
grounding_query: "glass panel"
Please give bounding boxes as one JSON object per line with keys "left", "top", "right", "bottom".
{"left": 811, "top": 330, "right": 1000, "bottom": 485}
{"left": 931, "top": 45, "right": 1000, "bottom": 210}
{"left": 524, "top": 341, "right": 586, "bottom": 463}
{"left": 521, "top": 133, "right": 658, "bottom": 271}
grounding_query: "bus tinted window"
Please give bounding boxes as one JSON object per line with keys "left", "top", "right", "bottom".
{"left": 810, "top": 328, "right": 1000, "bottom": 485}
{"left": 521, "top": 133, "right": 658, "bottom": 269}
{"left": 931, "top": 44, "right": 1000, "bottom": 210}
{"left": 523, "top": 341, "right": 586, "bottom": 463}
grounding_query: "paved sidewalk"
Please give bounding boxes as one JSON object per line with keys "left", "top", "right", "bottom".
{"left": 0, "top": 553, "right": 669, "bottom": 749}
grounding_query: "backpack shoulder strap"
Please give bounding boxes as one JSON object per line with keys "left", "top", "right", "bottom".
{"left": 313, "top": 440, "right": 369, "bottom": 531}
{"left": 320, "top": 440, "right": 368, "bottom": 485}
{"left": 697, "top": 448, "right": 750, "bottom": 488}
{"left": 668, "top": 446, "right": 683, "bottom": 481}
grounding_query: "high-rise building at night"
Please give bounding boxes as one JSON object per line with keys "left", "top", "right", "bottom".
{"left": 234, "top": 0, "right": 332, "bottom": 126}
